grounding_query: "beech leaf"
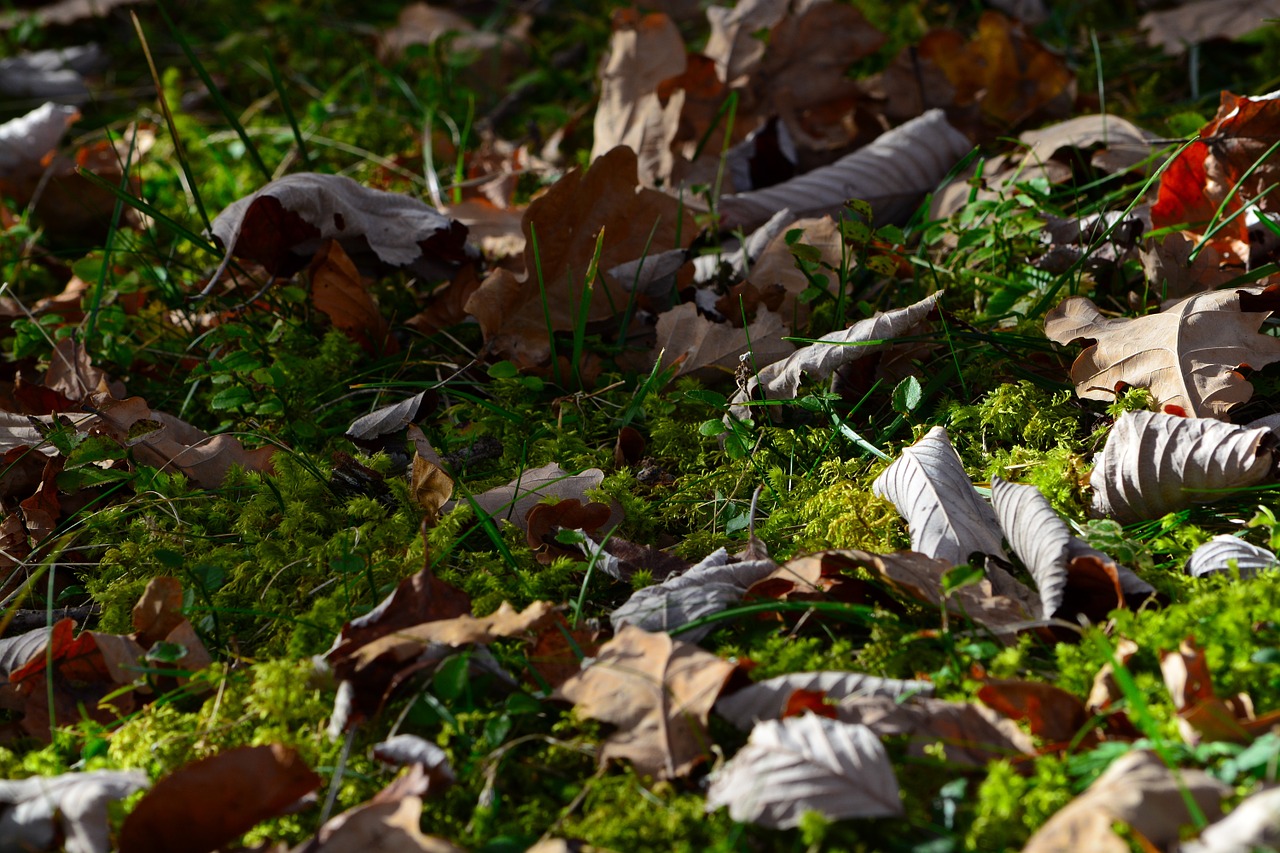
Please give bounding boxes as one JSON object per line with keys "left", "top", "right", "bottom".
{"left": 460, "top": 462, "right": 608, "bottom": 530}
{"left": 716, "top": 671, "right": 935, "bottom": 731}
{"left": 1182, "top": 787, "right": 1280, "bottom": 853}
{"left": 1185, "top": 534, "right": 1280, "bottom": 578}
{"left": 731, "top": 291, "right": 941, "bottom": 421}
{"left": 836, "top": 695, "right": 1035, "bottom": 767}
{"left": 210, "top": 172, "right": 473, "bottom": 278}
{"left": 871, "top": 426, "right": 1007, "bottom": 565}
{"left": 717, "top": 110, "right": 970, "bottom": 231}
{"left": 654, "top": 302, "right": 793, "bottom": 382}
{"left": 990, "top": 477, "right": 1070, "bottom": 617}
{"left": 0, "top": 769, "right": 148, "bottom": 853}
{"left": 1089, "top": 411, "right": 1277, "bottom": 523}
{"left": 705, "top": 713, "right": 903, "bottom": 828}
{"left": 556, "top": 624, "right": 736, "bottom": 779}
{"left": 1044, "top": 287, "right": 1280, "bottom": 419}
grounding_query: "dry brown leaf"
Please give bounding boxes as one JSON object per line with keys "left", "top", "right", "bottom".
{"left": 837, "top": 695, "right": 1035, "bottom": 767}
{"left": 1141, "top": 0, "right": 1280, "bottom": 55}
{"left": 976, "top": 679, "right": 1090, "bottom": 745}
{"left": 556, "top": 624, "right": 736, "bottom": 779}
{"left": 1158, "top": 635, "right": 1280, "bottom": 745}
{"left": 0, "top": 769, "right": 149, "bottom": 853}
{"left": 210, "top": 173, "right": 473, "bottom": 279}
{"left": 118, "top": 745, "right": 321, "bottom": 853}
{"left": 1018, "top": 114, "right": 1161, "bottom": 176}
{"left": 1046, "top": 287, "right": 1280, "bottom": 418}
{"left": 870, "top": 425, "right": 1006, "bottom": 566}
{"left": 718, "top": 110, "right": 971, "bottom": 231}
{"left": 525, "top": 499, "right": 611, "bottom": 563}
{"left": 739, "top": 216, "right": 842, "bottom": 332}
{"left": 1185, "top": 534, "right": 1280, "bottom": 578}
{"left": 715, "top": 671, "right": 935, "bottom": 730}
{"left": 1089, "top": 411, "right": 1277, "bottom": 523}
{"left": 609, "top": 544, "right": 778, "bottom": 642}
{"left": 654, "top": 302, "right": 792, "bottom": 383}
{"left": 1139, "top": 231, "right": 1240, "bottom": 298}
{"left": 1086, "top": 637, "right": 1139, "bottom": 716}
{"left": 89, "top": 395, "right": 275, "bottom": 489}
{"left": 462, "top": 462, "right": 609, "bottom": 531}
{"left": 327, "top": 566, "right": 471, "bottom": 663}
{"left": 308, "top": 240, "right": 397, "bottom": 355}
{"left": 705, "top": 713, "right": 902, "bottom": 828}
{"left": 463, "top": 146, "right": 691, "bottom": 366}
{"left": 411, "top": 453, "right": 453, "bottom": 525}
{"left": 1021, "top": 750, "right": 1227, "bottom": 853}
{"left": 731, "top": 291, "right": 941, "bottom": 421}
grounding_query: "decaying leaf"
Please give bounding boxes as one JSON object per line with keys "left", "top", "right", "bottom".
{"left": 1139, "top": 231, "right": 1240, "bottom": 299}
{"left": 1045, "top": 287, "right": 1280, "bottom": 418}
{"left": 609, "top": 544, "right": 778, "bottom": 642}
{"left": 461, "top": 462, "right": 611, "bottom": 531}
{"left": 1186, "top": 534, "right": 1280, "bottom": 578}
{"left": 345, "top": 390, "right": 437, "bottom": 445}
{"left": 210, "top": 172, "right": 474, "bottom": 278}
{"left": 1159, "top": 635, "right": 1280, "bottom": 745}
{"left": 718, "top": 110, "right": 971, "bottom": 231}
{"left": 654, "top": 302, "right": 793, "bottom": 383}
{"left": 1182, "top": 786, "right": 1280, "bottom": 853}
{"left": 1089, "top": 411, "right": 1277, "bottom": 523}
{"left": 705, "top": 713, "right": 902, "bottom": 828}
{"left": 976, "top": 679, "right": 1090, "bottom": 745}
{"left": 1141, "top": 0, "right": 1280, "bottom": 55}
{"left": 871, "top": 425, "right": 1007, "bottom": 566}
{"left": 556, "top": 624, "right": 736, "bottom": 779}
{"left": 1022, "top": 750, "right": 1227, "bottom": 853}
{"left": 836, "top": 695, "right": 1036, "bottom": 767}
{"left": 118, "top": 745, "right": 320, "bottom": 853}
{"left": 411, "top": 453, "right": 453, "bottom": 524}
{"left": 0, "top": 769, "right": 149, "bottom": 853}
{"left": 715, "top": 671, "right": 935, "bottom": 730}
{"left": 308, "top": 240, "right": 397, "bottom": 355}
{"left": 731, "top": 291, "right": 940, "bottom": 421}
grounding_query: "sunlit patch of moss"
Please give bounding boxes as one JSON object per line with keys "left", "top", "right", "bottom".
{"left": 715, "top": 632, "right": 861, "bottom": 680}
{"left": 946, "top": 382, "right": 1084, "bottom": 474}
{"left": 963, "top": 757, "right": 1073, "bottom": 851}
{"left": 985, "top": 445, "right": 1091, "bottom": 518}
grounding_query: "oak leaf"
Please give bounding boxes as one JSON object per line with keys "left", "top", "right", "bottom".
{"left": 705, "top": 713, "right": 902, "bottom": 828}
{"left": 1045, "top": 287, "right": 1280, "bottom": 418}
{"left": 556, "top": 624, "right": 736, "bottom": 779}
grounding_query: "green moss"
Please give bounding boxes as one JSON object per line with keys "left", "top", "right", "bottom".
{"left": 964, "top": 757, "right": 1073, "bottom": 851}
{"left": 560, "top": 768, "right": 739, "bottom": 852}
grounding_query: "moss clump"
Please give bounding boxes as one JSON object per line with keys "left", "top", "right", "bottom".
{"left": 964, "top": 757, "right": 1073, "bottom": 851}
{"left": 946, "top": 381, "right": 1083, "bottom": 458}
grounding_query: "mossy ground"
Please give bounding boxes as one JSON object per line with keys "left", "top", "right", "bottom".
{"left": 6, "top": 1, "right": 1280, "bottom": 851}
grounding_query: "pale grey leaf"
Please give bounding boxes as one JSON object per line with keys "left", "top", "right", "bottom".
{"left": 715, "top": 671, "right": 934, "bottom": 730}
{"left": 1090, "top": 411, "right": 1276, "bottom": 523}
{"left": 718, "top": 110, "right": 972, "bottom": 231}
{"left": 1185, "top": 534, "right": 1280, "bottom": 579}
{"left": 1182, "top": 786, "right": 1280, "bottom": 853}
{"left": 0, "top": 102, "right": 77, "bottom": 176}
{"left": 836, "top": 695, "right": 1035, "bottom": 767}
{"left": 871, "top": 426, "right": 1007, "bottom": 565}
{"left": 346, "top": 391, "right": 433, "bottom": 442}
{"left": 0, "top": 770, "right": 149, "bottom": 853}
{"left": 705, "top": 714, "right": 902, "bottom": 828}
{"left": 990, "top": 476, "right": 1070, "bottom": 617}
{"left": 0, "top": 625, "right": 52, "bottom": 679}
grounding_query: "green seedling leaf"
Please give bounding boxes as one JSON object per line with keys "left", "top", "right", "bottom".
{"left": 209, "top": 386, "right": 254, "bottom": 411}
{"left": 941, "top": 563, "right": 985, "bottom": 596}
{"left": 699, "top": 419, "right": 727, "bottom": 437}
{"left": 487, "top": 361, "right": 520, "bottom": 379}
{"left": 892, "top": 375, "right": 923, "bottom": 417}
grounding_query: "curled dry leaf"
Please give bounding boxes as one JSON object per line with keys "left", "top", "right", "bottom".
{"left": 118, "top": 744, "right": 321, "bottom": 853}
{"left": 705, "top": 713, "right": 902, "bottom": 828}
{"left": 1021, "top": 750, "right": 1227, "bottom": 853}
{"left": 1159, "top": 635, "right": 1280, "bottom": 745}
{"left": 308, "top": 240, "right": 397, "bottom": 355}
{"left": 990, "top": 477, "right": 1070, "bottom": 617}
{"left": 1182, "top": 786, "right": 1280, "bottom": 853}
{"left": 0, "top": 769, "right": 149, "bottom": 853}
{"left": 654, "top": 302, "right": 792, "bottom": 383}
{"left": 837, "top": 695, "right": 1035, "bottom": 767}
{"left": 411, "top": 453, "right": 453, "bottom": 526}
{"left": 870, "top": 425, "right": 1007, "bottom": 566}
{"left": 1141, "top": 0, "right": 1280, "bottom": 56}
{"left": 556, "top": 624, "right": 736, "bottom": 779}
{"left": 718, "top": 110, "right": 971, "bottom": 231}
{"left": 345, "top": 390, "right": 437, "bottom": 444}
{"left": 290, "top": 787, "right": 465, "bottom": 853}
{"left": 610, "top": 545, "right": 779, "bottom": 642}
{"left": 1186, "top": 534, "right": 1280, "bottom": 578}
{"left": 1089, "top": 411, "right": 1277, "bottom": 523}
{"left": 1044, "top": 287, "right": 1280, "bottom": 418}
{"left": 460, "top": 461, "right": 611, "bottom": 532}
{"left": 730, "top": 291, "right": 941, "bottom": 421}
{"left": 1018, "top": 114, "right": 1161, "bottom": 177}
{"left": 210, "top": 172, "right": 474, "bottom": 279}
{"left": 715, "top": 671, "right": 935, "bottom": 730}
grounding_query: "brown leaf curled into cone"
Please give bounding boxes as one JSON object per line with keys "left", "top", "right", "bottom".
{"left": 871, "top": 425, "right": 1007, "bottom": 566}
{"left": 705, "top": 713, "right": 903, "bottom": 828}
{"left": 1045, "top": 287, "right": 1280, "bottom": 419}
{"left": 556, "top": 624, "right": 736, "bottom": 779}
{"left": 1089, "top": 411, "right": 1276, "bottom": 523}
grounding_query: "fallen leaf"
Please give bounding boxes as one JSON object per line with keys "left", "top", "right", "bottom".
{"left": 290, "top": 781, "right": 465, "bottom": 853}
{"left": 871, "top": 425, "right": 1007, "bottom": 566}
{"left": 209, "top": 172, "right": 474, "bottom": 279}
{"left": 1086, "top": 637, "right": 1139, "bottom": 716}
{"left": 1021, "top": 750, "right": 1227, "bottom": 853}
{"left": 1141, "top": 0, "right": 1280, "bottom": 55}
{"left": 609, "top": 544, "right": 779, "bottom": 642}
{"left": 1185, "top": 534, "right": 1280, "bottom": 578}
{"left": 0, "top": 0, "right": 148, "bottom": 30}
{"left": 1139, "top": 231, "right": 1240, "bottom": 299}
{"left": 1089, "top": 411, "right": 1277, "bottom": 523}
{"left": 1158, "top": 635, "right": 1280, "bottom": 745}
{"left": 0, "top": 769, "right": 149, "bottom": 853}
{"left": 308, "top": 240, "right": 398, "bottom": 355}
{"left": 1182, "top": 786, "right": 1280, "bottom": 853}
{"left": 572, "top": 531, "right": 689, "bottom": 582}
{"left": 1018, "top": 114, "right": 1162, "bottom": 176}
{"left": 0, "top": 101, "right": 77, "bottom": 179}
{"left": 836, "top": 695, "right": 1036, "bottom": 767}
{"left": 411, "top": 453, "right": 453, "bottom": 525}
{"left": 1045, "top": 287, "right": 1280, "bottom": 418}
{"left": 731, "top": 291, "right": 941, "bottom": 421}
{"left": 0, "top": 44, "right": 103, "bottom": 105}
{"left": 705, "top": 713, "right": 902, "bottom": 828}
{"left": 372, "top": 734, "right": 455, "bottom": 791}
{"left": 525, "top": 499, "right": 611, "bottom": 563}
{"left": 119, "top": 744, "right": 321, "bottom": 853}
{"left": 326, "top": 566, "right": 472, "bottom": 663}
{"left": 716, "top": 671, "right": 935, "bottom": 730}
{"left": 345, "top": 390, "right": 438, "bottom": 445}
{"left": 654, "top": 302, "right": 793, "bottom": 383}
{"left": 718, "top": 110, "right": 972, "bottom": 231}
{"left": 462, "top": 146, "right": 691, "bottom": 366}
{"left": 989, "top": 477, "right": 1070, "bottom": 617}
{"left": 461, "top": 462, "right": 609, "bottom": 531}
{"left": 737, "top": 215, "right": 844, "bottom": 332}
{"left": 556, "top": 624, "right": 736, "bottom": 779}
{"left": 977, "top": 679, "right": 1090, "bottom": 744}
